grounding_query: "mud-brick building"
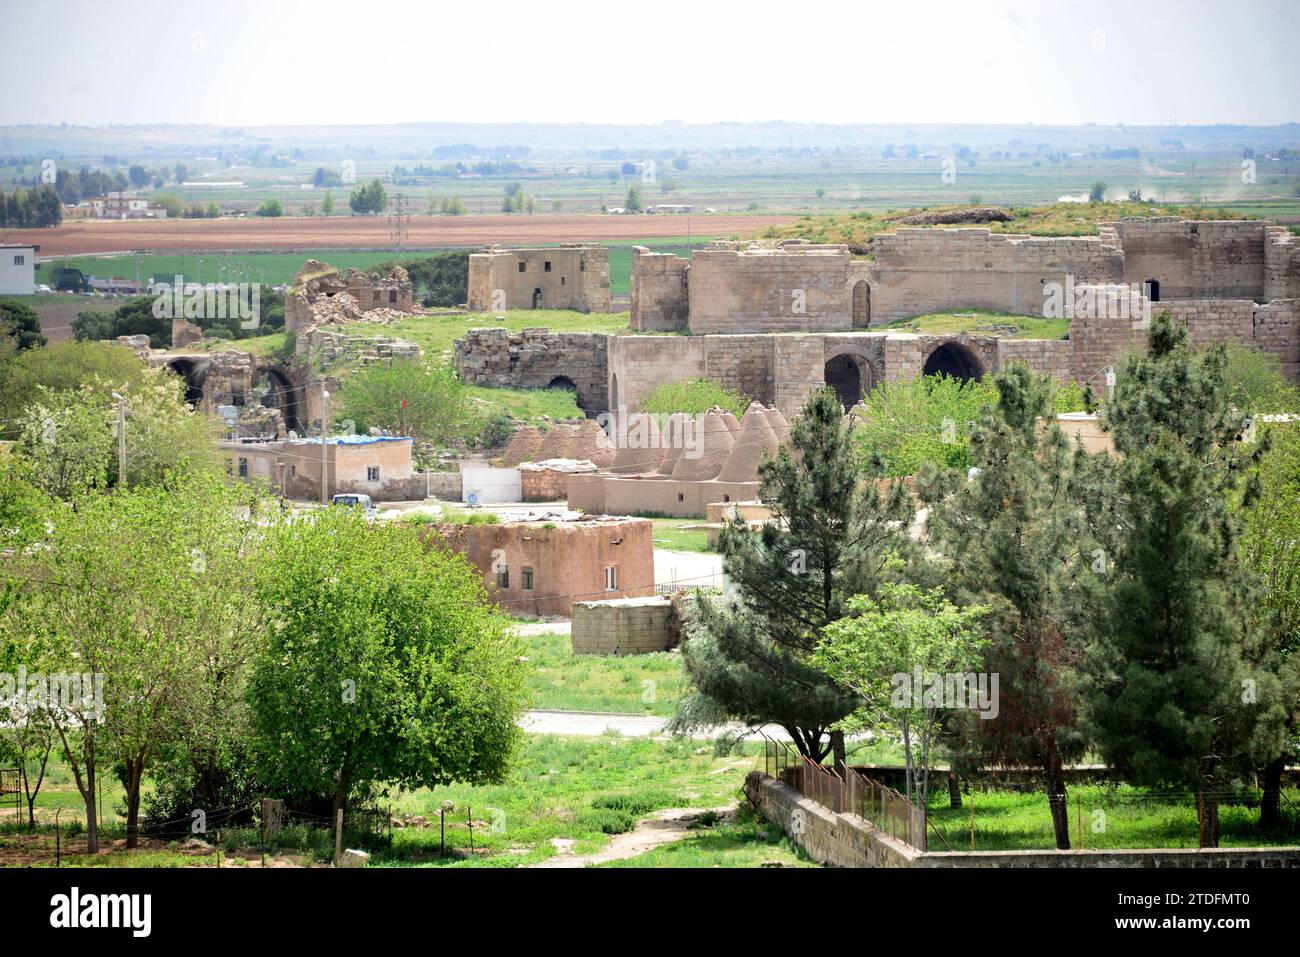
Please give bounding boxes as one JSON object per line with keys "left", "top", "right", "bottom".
{"left": 467, "top": 244, "right": 611, "bottom": 313}
{"left": 224, "top": 434, "right": 422, "bottom": 501}
{"left": 428, "top": 516, "right": 654, "bottom": 617}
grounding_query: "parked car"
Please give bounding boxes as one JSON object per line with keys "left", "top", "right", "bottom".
{"left": 330, "top": 493, "right": 376, "bottom": 516}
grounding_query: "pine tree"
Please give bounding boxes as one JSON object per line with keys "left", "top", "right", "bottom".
{"left": 671, "top": 389, "right": 914, "bottom": 768}
{"left": 919, "top": 363, "right": 1090, "bottom": 849}
{"left": 1081, "top": 314, "right": 1286, "bottom": 846}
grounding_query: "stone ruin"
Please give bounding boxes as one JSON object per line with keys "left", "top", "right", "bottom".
{"left": 285, "top": 259, "right": 418, "bottom": 348}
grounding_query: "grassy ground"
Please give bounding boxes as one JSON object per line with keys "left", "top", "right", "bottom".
{"left": 379, "top": 734, "right": 756, "bottom": 866}
{"left": 927, "top": 783, "right": 1300, "bottom": 851}
{"left": 878, "top": 310, "right": 1069, "bottom": 340}
{"left": 521, "top": 628, "right": 686, "bottom": 715}
{"left": 649, "top": 518, "right": 714, "bottom": 554}
{"left": 754, "top": 200, "right": 1261, "bottom": 248}
{"left": 381, "top": 307, "right": 633, "bottom": 363}
{"left": 599, "top": 803, "right": 813, "bottom": 868}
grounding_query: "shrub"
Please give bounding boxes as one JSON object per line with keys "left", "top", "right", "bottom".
{"left": 641, "top": 378, "right": 750, "bottom": 418}
{"left": 853, "top": 374, "right": 998, "bottom": 477}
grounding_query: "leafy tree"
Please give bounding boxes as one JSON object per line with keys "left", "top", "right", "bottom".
{"left": 1219, "top": 341, "right": 1300, "bottom": 414}
{"left": 0, "top": 477, "right": 261, "bottom": 850}
{"left": 338, "top": 359, "right": 477, "bottom": 449}
{"left": 249, "top": 507, "right": 527, "bottom": 818}
{"left": 918, "top": 364, "right": 1091, "bottom": 848}
{"left": 815, "top": 582, "right": 987, "bottom": 846}
{"left": 625, "top": 186, "right": 643, "bottom": 212}
{"left": 17, "top": 390, "right": 113, "bottom": 499}
{"left": 1088, "top": 181, "right": 1107, "bottom": 202}
{"left": 852, "top": 373, "right": 999, "bottom": 477}
{"left": 322, "top": 191, "right": 335, "bottom": 215}
{"left": 372, "top": 252, "right": 468, "bottom": 307}
{"left": 671, "top": 389, "right": 914, "bottom": 769}
{"left": 1240, "top": 422, "right": 1300, "bottom": 828}
{"left": 348, "top": 179, "right": 388, "bottom": 215}
{"left": 0, "top": 299, "right": 47, "bottom": 351}
{"left": 0, "top": 340, "right": 149, "bottom": 436}
{"left": 256, "top": 199, "right": 283, "bottom": 217}
{"left": 1080, "top": 314, "right": 1288, "bottom": 846}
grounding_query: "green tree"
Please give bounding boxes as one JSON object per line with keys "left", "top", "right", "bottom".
{"left": 0, "top": 299, "right": 47, "bottom": 351}
{"left": 348, "top": 179, "right": 388, "bottom": 215}
{"left": 918, "top": 364, "right": 1091, "bottom": 848}
{"left": 625, "top": 186, "right": 643, "bottom": 212}
{"left": 0, "top": 340, "right": 149, "bottom": 435}
{"left": 256, "top": 199, "right": 283, "bottom": 217}
{"left": 338, "top": 359, "right": 477, "bottom": 449}
{"left": 249, "top": 507, "right": 527, "bottom": 818}
{"left": 641, "top": 378, "right": 750, "bottom": 418}
{"left": 322, "top": 191, "right": 335, "bottom": 215}
{"left": 1088, "top": 181, "right": 1107, "bottom": 202}
{"left": 17, "top": 389, "right": 113, "bottom": 499}
{"left": 671, "top": 389, "right": 915, "bottom": 768}
{"left": 1240, "top": 422, "right": 1300, "bottom": 829}
{"left": 1080, "top": 314, "right": 1288, "bottom": 846}
{"left": 815, "top": 582, "right": 987, "bottom": 846}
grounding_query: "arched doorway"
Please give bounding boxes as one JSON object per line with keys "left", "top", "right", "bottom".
{"left": 1144, "top": 278, "right": 1160, "bottom": 303}
{"left": 260, "top": 368, "right": 302, "bottom": 433}
{"left": 824, "top": 354, "right": 863, "bottom": 410}
{"left": 851, "top": 280, "right": 871, "bottom": 327}
{"left": 166, "top": 358, "right": 207, "bottom": 407}
{"left": 922, "top": 343, "right": 982, "bottom": 383}
{"left": 532, "top": 288, "right": 544, "bottom": 308}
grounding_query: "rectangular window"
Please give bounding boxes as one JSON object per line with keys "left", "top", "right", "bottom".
{"left": 13, "top": 255, "right": 24, "bottom": 266}
{"left": 238, "top": 458, "right": 248, "bottom": 477}
{"left": 367, "top": 466, "right": 380, "bottom": 481}
{"left": 518, "top": 262, "right": 526, "bottom": 272}
{"left": 389, "top": 289, "right": 397, "bottom": 303}
{"left": 522, "top": 567, "right": 534, "bottom": 590}
{"left": 544, "top": 261, "right": 552, "bottom": 272}
{"left": 290, "top": 465, "right": 296, "bottom": 476}
{"left": 604, "top": 565, "right": 617, "bottom": 591}
{"left": 497, "top": 567, "right": 509, "bottom": 589}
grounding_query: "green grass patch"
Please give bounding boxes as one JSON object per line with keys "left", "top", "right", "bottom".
{"left": 928, "top": 783, "right": 1300, "bottom": 851}
{"left": 381, "top": 308, "right": 632, "bottom": 363}
{"left": 520, "top": 628, "right": 686, "bottom": 715}
{"left": 642, "top": 377, "right": 751, "bottom": 418}
{"left": 649, "top": 518, "right": 713, "bottom": 554}
{"left": 879, "top": 309, "right": 1069, "bottom": 340}
{"left": 380, "top": 734, "right": 756, "bottom": 866}
{"left": 600, "top": 803, "right": 814, "bottom": 868}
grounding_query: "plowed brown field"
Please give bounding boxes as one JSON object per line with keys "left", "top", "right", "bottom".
{"left": 4, "top": 213, "right": 795, "bottom": 257}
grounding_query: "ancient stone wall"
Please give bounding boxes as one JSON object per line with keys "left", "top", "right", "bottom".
{"left": 454, "top": 327, "right": 609, "bottom": 414}
{"left": 868, "top": 229, "right": 1124, "bottom": 323}
{"left": 467, "top": 244, "right": 611, "bottom": 313}
{"left": 1111, "top": 218, "right": 1267, "bottom": 299}
{"left": 687, "top": 246, "right": 856, "bottom": 334}
{"left": 631, "top": 247, "right": 689, "bottom": 331}
{"left": 1265, "top": 226, "right": 1300, "bottom": 300}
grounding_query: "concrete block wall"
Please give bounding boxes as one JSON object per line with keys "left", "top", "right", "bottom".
{"left": 631, "top": 247, "right": 690, "bottom": 331}
{"left": 570, "top": 596, "right": 674, "bottom": 655}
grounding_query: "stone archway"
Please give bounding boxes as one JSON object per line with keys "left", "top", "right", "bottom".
{"left": 851, "top": 280, "right": 871, "bottom": 328}
{"left": 260, "top": 367, "right": 303, "bottom": 433}
{"left": 922, "top": 342, "right": 983, "bottom": 383}
{"left": 548, "top": 375, "right": 577, "bottom": 393}
{"left": 1144, "top": 278, "right": 1161, "bottom": 303}
{"left": 165, "top": 357, "right": 207, "bottom": 407}
{"left": 824, "top": 354, "right": 863, "bottom": 410}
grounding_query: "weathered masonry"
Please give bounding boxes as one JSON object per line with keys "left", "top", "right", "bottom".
{"left": 467, "top": 244, "right": 611, "bottom": 313}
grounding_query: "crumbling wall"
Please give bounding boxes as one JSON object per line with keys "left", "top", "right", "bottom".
{"left": 466, "top": 245, "right": 611, "bottom": 313}
{"left": 631, "top": 247, "right": 690, "bottom": 331}
{"left": 1266, "top": 226, "right": 1300, "bottom": 301}
{"left": 454, "top": 327, "right": 609, "bottom": 414}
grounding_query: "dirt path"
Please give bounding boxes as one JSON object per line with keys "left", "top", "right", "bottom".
{"left": 5, "top": 213, "right": 795, "bottom": 257}
{"left": 530, "top": 803, "right": 737, "bottom": 868}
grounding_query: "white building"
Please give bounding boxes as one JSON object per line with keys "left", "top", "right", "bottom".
{"left": 0, "top": 244, "right": 37, "bottom": 295}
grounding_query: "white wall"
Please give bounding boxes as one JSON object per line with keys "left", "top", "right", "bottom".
{"left": 0, "top": 247, "right": 36, "bottom": 295}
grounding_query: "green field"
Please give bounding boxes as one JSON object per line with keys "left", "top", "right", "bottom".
{"left": 879, "top": 310, "right": 1070, "bottom": 340}
{"left": 521, "top": 627, "right": 686, "bottom": 716}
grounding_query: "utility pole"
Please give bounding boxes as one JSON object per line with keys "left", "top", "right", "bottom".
{"left": 319, "top": 381, "right": 330, "bottom": 505}
{"left": 111, "top": 392, "right": 126, "bottom": 485}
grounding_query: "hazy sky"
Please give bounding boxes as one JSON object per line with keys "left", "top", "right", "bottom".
{"left": 3, "top": 0, "right": 1297, "bottom": 128}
